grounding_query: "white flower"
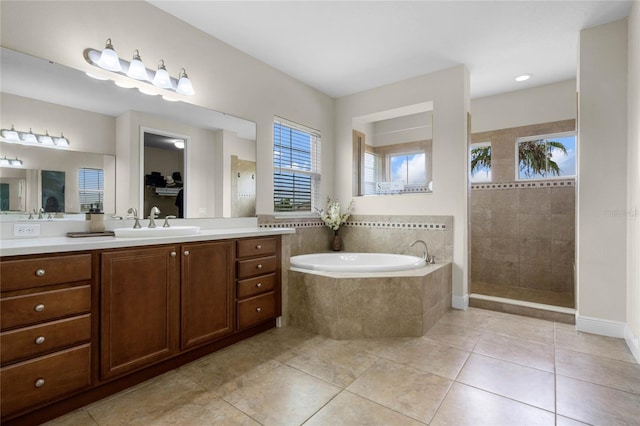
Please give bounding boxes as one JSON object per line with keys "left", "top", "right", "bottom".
{"left": 318, "top": 198, "right": 354, "bottom": 231}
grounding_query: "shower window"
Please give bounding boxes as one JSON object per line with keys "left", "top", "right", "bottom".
{"left": 469, "top": 142, "right": 492, "bottom": 183}
{"left": 79, "top": 168, "right": 104, "bottom": 212}
{"left": 516, "top": 132, "right": 576, "bottom": 180}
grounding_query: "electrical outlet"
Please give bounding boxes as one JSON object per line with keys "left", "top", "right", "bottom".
{"left": 13, "top": 224, "right": 41, "bottom": 237}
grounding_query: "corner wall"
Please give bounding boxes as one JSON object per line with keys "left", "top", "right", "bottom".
{"left": 577, "top": 19, "right": 629, "bottom": 335}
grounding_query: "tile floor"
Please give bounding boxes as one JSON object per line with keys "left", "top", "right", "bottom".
{"left": 46, "top": 308, "right": 640, "bottom": 426}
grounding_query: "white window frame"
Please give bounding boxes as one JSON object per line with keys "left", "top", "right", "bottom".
{"left": 515, "top": 131, "right": 576, "bottom": 181}
{"left": 469, "top": 141, "right": 492, "bottom": 183}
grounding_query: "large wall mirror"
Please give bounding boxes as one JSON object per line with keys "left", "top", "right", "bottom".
{"left": 352, "top": 102, "right": 433, "bottom": 196}
{"left": 0, "top": 47, "right": 256, "bottom": 220}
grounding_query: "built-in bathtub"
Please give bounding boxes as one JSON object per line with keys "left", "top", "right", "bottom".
{"left": 288, "top": 253, "right": 452, "bottom": 339}
{"left": 291, "top": 252, "right": 426, "bottom": 272}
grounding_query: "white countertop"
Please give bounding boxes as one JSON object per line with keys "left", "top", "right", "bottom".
{"left": 0, "top": 227, "right": 295, "bottom": 257}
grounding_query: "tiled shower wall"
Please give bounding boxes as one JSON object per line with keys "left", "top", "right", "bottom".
{"left": 470, "top": 120, "right": 576, "bottom": 307}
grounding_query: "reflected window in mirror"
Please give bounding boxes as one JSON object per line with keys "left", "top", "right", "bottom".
{"left": 79, "top": 168, "right": 104, "bottom": 212}
{"left": 273, "top": 117, "right": 321, "bottom": 213}
{"left": 42, "top": 170, "right": 65, "bottom": 212}
{"left": 470, "top": 142, "right": 492, "bottom": 183}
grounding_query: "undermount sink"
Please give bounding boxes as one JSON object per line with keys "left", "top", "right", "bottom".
{"left": 113, "top": 226, "right": 200, "bottom": 238}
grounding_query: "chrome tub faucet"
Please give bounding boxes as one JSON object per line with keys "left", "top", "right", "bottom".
{"left": 410, "top": 239, "right": 435, "bottom": 264}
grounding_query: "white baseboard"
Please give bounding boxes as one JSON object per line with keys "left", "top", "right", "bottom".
{"left": 575, "top": 315, "right": 626, "bottom": 338}
{"left": 452, "top": 294, "right": 469, "bottom": 310}
{"left": 624, "top": 324, "right": 640, "bottom": 363}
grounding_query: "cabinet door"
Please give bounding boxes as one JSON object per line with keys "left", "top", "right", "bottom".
{"left": 100, "top": 246, "right": 179, "bottom": 380}
{"left": 181, "top": 241, "right": 234, "bottom": 350}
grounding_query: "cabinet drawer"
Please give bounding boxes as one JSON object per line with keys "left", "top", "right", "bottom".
{"left": 1, "top": 314, "right": 91, "bottom": 365}
{"left": 0, "top": 344, "right": 91, "bottom": 417}
{"left": 1, "top": 286, "right": 91, "bottom": 330}
{"left": 236, "top": 237, "right": 276, "bottom": 258}
{"left": 0, "top": 254, "right": 92, "bottom": 292}
{"left": 237, "top": 256, "right": 276, "bottom": 279}
{"left": 237, "top": 292, "right": 277, "bottom": 330}
{"left": 237, "top": 274, "right": 276, "bottom": 299}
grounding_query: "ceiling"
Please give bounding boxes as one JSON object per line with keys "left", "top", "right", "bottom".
{"left": 149, "top": 1, "right": 632, "bottom": 99}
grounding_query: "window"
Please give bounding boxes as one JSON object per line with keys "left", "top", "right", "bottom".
{"left": 363, "top": 151, "right": 381, "bottom": 195}
{"left": 470, "top": 142, "right": 492, "bottom": 183}
{"left": 273, "top": 117, "right": 321, "bottom": 213}
{"left": 517, "top": 132, "right": 576, "bottom": 180}
{"left": 78, "top": 168, "right": 104, "bottom": 212}
{"left": 389, "top": 152, "right": 426, "bottom": 185}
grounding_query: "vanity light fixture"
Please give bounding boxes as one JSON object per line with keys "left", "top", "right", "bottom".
{"left": 84, "top": 39, "right": 195, "bottom": 99}
{"left": 1, "top": 126, "right": 70, "bottom": 148}
{"left": 515, "top": 73, "right": 533, "bottom": 82}
{"left": 0, "top": 156, "right": 23, "bottom": 167}
{"left": 0, "top": 156, "right": 11, "bottom": 166}
{"left": 9, "top": 157, "right": 23, "bottom": 167}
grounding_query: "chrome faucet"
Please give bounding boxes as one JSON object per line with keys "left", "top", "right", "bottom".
{"left": 127, "top": 207, "right": 141, "bottom": 229}
{"left": 38, "top": 208, "right": 44, "bottom": 219}
{"left": 148, "top": 206, "right": 161, "bottom": 228}
{"left": 410, "top": 239, "right": 435, "bottom": 264}
{"left": 163, "top": 215, "right": 176, "bottom": 228}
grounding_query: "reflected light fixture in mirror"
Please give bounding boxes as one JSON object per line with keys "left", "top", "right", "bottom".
{"left": 1, "top": 125, "right": 70, "bottom": 148}
{"left": 84, "top": 38, "right": 195, "bottom": 98}
{"left": 0, "top": 156, "right": 23, "bottom": 167}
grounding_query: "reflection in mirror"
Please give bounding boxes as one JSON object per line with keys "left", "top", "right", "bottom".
{"left": 352, "top": 103, "right": 433, "bottom": 196}
{"left": 0, "top": 142, "right": 115, "bottom": 216}
{"left": 143, "top": 130, "right": 186, "bottom": 219}
{"left": 1, "top": 47, "right": 257, "bottom": 220}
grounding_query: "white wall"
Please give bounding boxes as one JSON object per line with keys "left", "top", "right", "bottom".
{"left": 335, "top": 65, "right": 470, "bottom": 306}
{"left": 577, "top": 19, "right": 629, "bottom": 332}
{"left": 0, "top": 0, "right": 335, "bottom": 216}
{"left": 471, "top": 80, "right": 576, "bottom": 132}
{"left": 626, "top": 1, "right": 640, "bottom": 361}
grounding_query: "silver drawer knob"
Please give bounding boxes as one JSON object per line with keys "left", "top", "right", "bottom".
{"left": 256, "top": 244, "right": 262, "bottom": 250}
{"left": 256, "top": 282, "right": 262, "bottom": 288}
{"left": 35, "top": 336, "right": 46, "bottom": 345}
{"left": 256, "top": 307, "right": 262, "bottom": 313}
{"left": 256, "top": 264, "right": 263, "bottom": 270}
{"left": 34, "top": 378, "right": 45, "bottom": 388}
{"left": 35, "top": 269, "right": 46, "bottom": 277}
{"left": 170, "top": 251, "right": 177, "bottom": 257}
{"left": 184, "top": 250, "right": 190, "bottom": 256}
{"left": 34, "top": 304, "right": 45, "bottom": 312}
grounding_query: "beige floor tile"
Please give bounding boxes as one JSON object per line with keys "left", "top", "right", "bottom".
{"left": 484, "top": 314, "right": 555, "bottom": 345}
{"left": 436, "top": 307, "right": 500, "bottom": 331}
{"left": 304, "top": 391, "right": 424, "bottom": 426}
{"left": 346, "top": 358, "right": 452, "bottom": 424}
{"left": 430, "top": 382, "right": 555, "bottom": 426}
{"left": 474, "top": 331, "right": 555, "bottom": 372}
{"left": 457, "top": 353, "right": 555, "bottom": 411}
{"left": 424, "top": 322, "right": 483, "bottom": 351}
{"left": 556, "top": 348, "right": 640, "bottom": 395}
{"left": 372, "top": 336, "right": 470, "bottom": 379}
{"left": 149, "top": 393, "right": 260, "bottom": 425}
{"left": 222, "top": 363, "right": 341, "bottom": 426}
{"left": 555, "top": 328, "right": 637, "bottom": 363}
{"left": 557, "top": 375, "right": 640, "bottom": 425}
{"left": 244, "top": 326, "right": 322, "bottom": 362}
{"left": 555, "top": 415, "right": 591, "bottom": 426}
{"left": 42, "top": 409, "right": 98, "bottom": 426}
{"left": 86, "top": 371, "right": 207, "bottom": 425}
{"left": 286, "top": 339, "right": 379, "bottom": 387}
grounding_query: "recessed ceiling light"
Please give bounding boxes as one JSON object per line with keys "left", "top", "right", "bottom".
{"left": 515, "top": 73, "right": 533, "bottom": 82}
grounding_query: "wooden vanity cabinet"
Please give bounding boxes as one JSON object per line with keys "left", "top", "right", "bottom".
{"left": 0, "top": 253, "right": 95, "bottom": 419}
{"left": 100, "top": 245, "right": 180, "bottom": 380}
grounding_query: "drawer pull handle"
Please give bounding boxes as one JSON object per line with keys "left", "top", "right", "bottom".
{"left": 35, "top": 269, "right": 46, "bottom": 277}
{"left": 256, "top": 264, "right": 263, "bottom": 270}
{"left": 256, "top": 244, "right": 262, "bottom": 250}
{"left": 256, "top": 282, "right": 262, "bottom": 288}
{"left": 170, "top": 252, "right": 177, "bottom": 257}
{"left": 34, "top": 378, "right": 45, "bottom": 388}
{"left": 34, "top": 304, "right": 45, "bottom": 312}
{"left": 256, "top": 307, "right": 262, "bottom": 313}
{"left": 184, "top": 250, "right": 190, "bottom": 256}
{"left": 35, "top": 336, "right": 46, "bottom": 345}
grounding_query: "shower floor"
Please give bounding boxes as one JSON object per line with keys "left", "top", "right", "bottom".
{"left": 471, "top": 282, "right": 575, "bottom": 309}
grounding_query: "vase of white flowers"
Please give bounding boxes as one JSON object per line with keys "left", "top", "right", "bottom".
{"left": 318, "top": 198, "right": 354, "bottom": 251}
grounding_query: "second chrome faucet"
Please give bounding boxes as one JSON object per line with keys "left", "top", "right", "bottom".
{"left": 148, "top": 206, "right": 161, "bottom": 228}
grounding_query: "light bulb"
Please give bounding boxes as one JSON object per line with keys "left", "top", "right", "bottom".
{"left": 54, "top": 133, "right": 69, "bottom": 147}
{"left": 176, "top": 68, "right": 194, "bottom": 95}
{"left": 97, "top": 38, "right": 122, "bottom": 72}
{"left": 38, "top": 131, "right": 54, "bottom": 145}
{"left": 152, "top": 59, "right": 172, "bottom": 89}
{"left": 20, "top": 129, "right": 38, "bottom": 143}
{"left": 126, "top": 49, "right": 148, "bottom": 80}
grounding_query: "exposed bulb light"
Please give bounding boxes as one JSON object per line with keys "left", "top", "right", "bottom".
{"left": 54, "top": 133, "right": 69, "bottom": 147}
{"left": 37, "top": 130, "right": 54, "bottom": 145}
{"left": 126, "top": 49, "right": 148, "bottom": 80}
{"left": 97, "top": 38, "right": 122, "bottom": 72}
{"left": 1, "top": 125, "right": 20, "bottom": 141}
{"left": 174, "top": 140, "right": 185, "bottom": 149}
{"left": 152, "top": 59, "right": 172, "bottom": 89}
{"left": 515, "top": 73, "right": 533, "bottom": 82}
{"left": 20, "top": 128, "right": 38, "bottom": 143}
{"left": 176, "top": 68, "right": 194, "bottom": 96}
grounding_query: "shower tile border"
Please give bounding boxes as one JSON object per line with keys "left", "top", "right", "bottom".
{"left": 471, "top": 179, "right": 575, "bottom": 191}
{"left": 260, "top": 220, "right": 448, "bottom": 231}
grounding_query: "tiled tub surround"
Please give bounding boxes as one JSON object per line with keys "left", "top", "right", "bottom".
{"left": 470, "top": 120, "right": 576, "bottom": 310}
{"left": 288, "top": 263, "right": 452, "bottom": 339}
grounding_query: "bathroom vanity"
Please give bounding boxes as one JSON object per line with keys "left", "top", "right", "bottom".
{"left": 0, "top": 228, "right": 288, "bottom": 425}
